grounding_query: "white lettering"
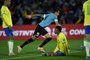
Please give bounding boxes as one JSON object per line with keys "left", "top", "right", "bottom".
{"left": 52, "top": 28, "right": 57, "bottom": 36}
{"left": 13, "top": 31, "right": 19, "bottom": 36}
{"left": 62, "top": 28, "right": 67, "bottom": 35}
{"left": 22, "top": 30, "right": 34, "bottom": 36}
{"left": 0, "top": 29, "right": 85, "bottom": 37}
{"left": 69, "top": 29, "right": 85, "bottom": 35}
{"left": 13, "top": 30, "right": 35, "bottom": 36}
{"left": 0, "top": 31, "right": 6, "bottom": 36}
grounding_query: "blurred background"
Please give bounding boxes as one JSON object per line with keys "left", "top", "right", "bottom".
{"left": 0, "top": 0, "right": 87, "bottom": 25}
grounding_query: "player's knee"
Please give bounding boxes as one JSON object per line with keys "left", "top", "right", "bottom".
{"left": 45, "top": 33, "right": 51, "bottom": 38}
{"left": 28, "top": 38, "right": 34, "bottom": 43}
{"left": 32, "top": 35, "right": 36, "bottom": 40}
{"left": 46, "top": 37, "right": 52, "bottom": 42}
{"left": 47, "top": 37, "right": 52, "bottom": 40}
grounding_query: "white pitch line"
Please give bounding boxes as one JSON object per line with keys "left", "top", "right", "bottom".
{"left": 69, "top": 50, "right": 81, "bottom": 54}
{"left": 0, "top": 55, "right": 42, "bottom": 60}
{"left": 0, "top": 50, "right": 81, "bottom": 60}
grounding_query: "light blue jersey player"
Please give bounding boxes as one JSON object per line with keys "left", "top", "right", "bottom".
{"left": 18, "top": 9, "right": 60, "bottom": 53}
{"left": 39, "top": 13, "right": 58, "bottom": 28}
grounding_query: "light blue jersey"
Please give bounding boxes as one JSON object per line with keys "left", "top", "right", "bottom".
{"left": 39, "top": 13, "right": 57, "bottom": 28}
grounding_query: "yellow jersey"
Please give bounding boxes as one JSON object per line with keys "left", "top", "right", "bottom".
{"left": 53, "top": 32, "right": 69, "bottom": 55}
{"left": 1, "top": 5, "right": 13, "bottom": 28}
{"left": 83, "top": 0, "right": 90, "bottom": 26}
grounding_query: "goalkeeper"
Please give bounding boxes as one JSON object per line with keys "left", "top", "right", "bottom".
{"left": 42, "top": 26, "right": 69, "bottom": 56}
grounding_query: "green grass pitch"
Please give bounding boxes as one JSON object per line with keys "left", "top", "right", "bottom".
{"left": 0, "top": 40, "right": 85, "bottom": 60}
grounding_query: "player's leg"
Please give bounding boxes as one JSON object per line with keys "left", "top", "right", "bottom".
{"left": 38, "top": 33, "right": 52, "bottom": 53}
{"left": 84, "top": 35, "right": 90, "bottom": 58}
{"left": 4, "top": 27, "right": 15, "bottom": 55}
{"left": 55, "top": 51, "right": 66, "bottom": 56}
{"left": 42, "top": 27, "right": 51, "bottom": 38}
{"left": 84, "top": 26, "right": 90, "bottom": 59}
{"left": 39, "top": 33, "right": 52, "bottom": 47}
{"left": 8, "top": 36, "right": 15, "bottom": 55}
{"left": 40, "top": 27, "right": 51, "bottom": 47}
{"left": 44, "top": 27, "right": 51, "bottom": 35}
{"left": 17, "top": 35, "right": 36, "bottom": 53}
{"left": 17, "top": 25, "right": 41, "bottom": 53}
{"left": 21, "top": 35, "right": 36, "bottom": 48}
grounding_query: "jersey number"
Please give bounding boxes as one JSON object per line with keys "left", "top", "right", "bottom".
{"left": 87, "top": 5, "right": 90, "bottom": 15}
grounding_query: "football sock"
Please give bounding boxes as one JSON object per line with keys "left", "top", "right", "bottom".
{"left": 20, "top": 38, "right": 34, "bottom": 48}
{"left": 39, "top": 38, "right": 52, "bottom": 47}
{"left": 8, "top": 40, "right": 14, "bottom": 53}
{"left": 84, "top": 38, "right": 90, "bottom": 56}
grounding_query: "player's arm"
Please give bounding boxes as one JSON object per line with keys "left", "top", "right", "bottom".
{"left": 54, "top": 19, "right": 61, "bottom": 26}
{"left": 26, "top": 13, "right": 46, "bottom": 19}
{"left": 1, "top": 10, "right": 12, "bottom": 28}
{"left": 83, "top": 3, "right": 85, "bottom": 12}
{"left": 53, "top": 46, "right": 59, "bottom": 53}
{"left": 2, "top": 14, "right": 12, "bottom": 29}
{"left": 43, "top": 46, "right": 58, "bottom": 56}
{"left": 32, "top": 14, "right": 47, "bottom": 19}
{"left": 1, "top": 13, "right": 9, "bottom": 26}
{"left": 64, "top": 39, "right": 70, "bottom": 55}
{"left": 32, "top": 14, "right": 43, "bottom": 17}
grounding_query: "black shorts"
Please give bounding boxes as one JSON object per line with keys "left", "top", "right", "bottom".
{"left": 33, "top": 25, "right": 48, "bottom": 37}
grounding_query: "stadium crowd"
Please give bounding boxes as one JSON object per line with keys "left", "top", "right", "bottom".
{"left": 0, "top": 0, "right": 85, "bottom": 25}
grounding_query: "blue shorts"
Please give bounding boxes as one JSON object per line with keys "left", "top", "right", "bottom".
{"left": 56, "top": 51, "right": 66, "bottom": 56}
{"left": 85, "top": 26, "right": 90, "bottom": 34}
{"left": 4, "top": 27, "right": 13, "bottom": 36}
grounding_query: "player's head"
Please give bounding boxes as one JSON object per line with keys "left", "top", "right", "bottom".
{"left": 55, "top": 26, "right": 62, "bottom": 34}
{"left": 4, "top": 0, "right": 11, "bottom": 6}
{"left": 53, "top": 8, "right": 60, "bottom": 16}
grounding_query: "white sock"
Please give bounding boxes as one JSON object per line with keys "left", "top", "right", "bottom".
{"left": 84, "top": 40, "right": 90, "bottom": 56}
{"left": 86, "top": 46, "right": 90, "bottom": 56}
{"left": 8, "top": 41, "right": 14, "bottom": 53}
{"left": 89, "top": 42, "right": 90, "bottom": 55}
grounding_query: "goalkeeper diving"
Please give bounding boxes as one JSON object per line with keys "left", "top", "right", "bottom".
{"left": 42, "top": 26, "right": 69, "bottom": 56}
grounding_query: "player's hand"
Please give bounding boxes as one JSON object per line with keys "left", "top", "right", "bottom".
{"left": 57, "top": 24, "right": 61, "bottom": 26}
{"left": 8, "top": 26, "right": 12, "bottom": 30}
{"left": 42, "top": 52, "right": 56, "bottom": 56}
{"left": 48, "top": 52, "right": 56, "bottom": 56}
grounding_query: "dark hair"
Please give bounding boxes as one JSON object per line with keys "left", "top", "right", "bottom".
{"left": 55, "top": 26, "right": 62, "bottom": 32}
{"left": 0, "top": 0, "right": 4, "bottom": 8}
{"left": 53, "top": 7, "right": 60, "bottom": 13}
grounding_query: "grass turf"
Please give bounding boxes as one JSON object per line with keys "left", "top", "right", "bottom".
{"left": 0, "top": 40, "right": 85, "bottom": 60}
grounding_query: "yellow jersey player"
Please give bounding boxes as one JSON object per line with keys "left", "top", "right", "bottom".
{"left": 83, "top": 0, "right": 90, "bottom": 59}
{"left": 1, "top": 0, "right": 15, "bottom": 55}
{"left": 42, "top": 26, "right": 69, "bottom": 56}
